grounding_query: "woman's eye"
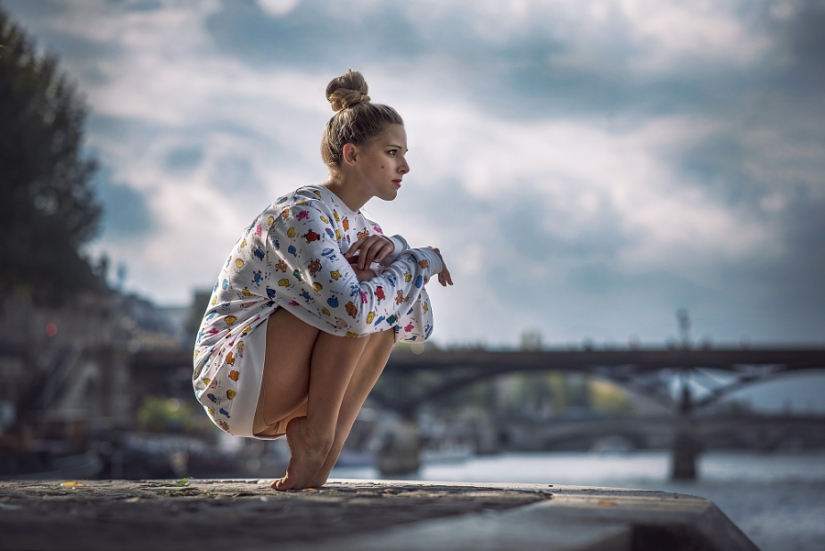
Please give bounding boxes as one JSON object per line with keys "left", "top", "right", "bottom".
{"left": 388, "top": 150, "right": 397, "bottom": 156}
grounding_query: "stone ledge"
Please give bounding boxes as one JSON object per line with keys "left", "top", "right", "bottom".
{"left": 0, "top": 479, "right": 757, "bottom": 551}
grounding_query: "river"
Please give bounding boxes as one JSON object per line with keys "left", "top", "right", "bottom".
{"left": 331, "top": 450, "right": 825, "bottom": 551}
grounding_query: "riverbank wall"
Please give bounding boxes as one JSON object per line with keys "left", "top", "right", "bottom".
{"left": 0, "top": 478, "right": 757, "bottom": 550}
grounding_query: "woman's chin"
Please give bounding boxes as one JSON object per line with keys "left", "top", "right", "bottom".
{"left": 378, "top": 189, "right": 399, "bottom": 201}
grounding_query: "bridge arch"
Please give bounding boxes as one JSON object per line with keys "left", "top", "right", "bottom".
{"left": 372, "top": 347, "right": 825, "bottom": 415}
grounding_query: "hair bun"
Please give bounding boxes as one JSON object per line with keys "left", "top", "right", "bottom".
{"left": 326, "top": 69, "right": 370, "bottom": 111}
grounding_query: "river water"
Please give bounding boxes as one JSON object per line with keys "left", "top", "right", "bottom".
{"left": 332, "top": 450, "right": 825, "bottom": 551}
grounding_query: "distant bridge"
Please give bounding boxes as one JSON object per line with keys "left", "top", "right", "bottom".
{"left": 491, "top": 413, "right": 825, "bottom": 452}
{"left": 372, "top": 347, "right": 825, "bottom": 414}
{"left": 133, "top": 346, "right": 825, "bottom": 414}
{"left": 132, "top": 345, "right": 825, "bottom": 479}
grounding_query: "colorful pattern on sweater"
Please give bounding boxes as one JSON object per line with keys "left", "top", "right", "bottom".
{"left": 192, "top": 185, "right": 439, "bottom": 433}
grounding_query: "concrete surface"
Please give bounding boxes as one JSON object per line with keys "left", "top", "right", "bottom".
{"left": 0, "top": 479, "right": 759, "bottom": 550}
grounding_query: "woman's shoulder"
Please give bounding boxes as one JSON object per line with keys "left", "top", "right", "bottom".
{"left": 254, "top": 186, "right": 326, "bottom": 224}
{"left": 258, "top": 187, "right": 341, "bottom": 241}
{"left": 268, "top": 186, "right": 335, "bottom": 213}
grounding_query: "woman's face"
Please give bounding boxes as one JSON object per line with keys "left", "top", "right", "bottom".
{"left": 352, "top": 124, "right": 410, "bottom": 202}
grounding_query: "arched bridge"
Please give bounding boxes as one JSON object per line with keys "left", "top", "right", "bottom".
{"left": 370, "top": 346, "right": 825, "bottom": 414}
{"left": 130, "top": 345, "right": 825, "bottom": 414}
{"left": 491, "top": 413, "right": 825, "bottom": 453}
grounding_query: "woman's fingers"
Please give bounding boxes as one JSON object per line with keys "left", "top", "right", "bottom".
{"left": 354, "top": 266, "right": 378, "bottom": 282}
{"left": 438, "top": 266, "right": 453, "bottom": 286}
{"left": 343, "top": 239, "right": 363, "bottom": 259}
{"left": 348, "top": 256, "right": 377, "bottom": 282}
{"left": 346, "top": 235, "right": 394, "bottom": 268}
{"left": 359, "top": 239, "right": 393, "bottom": 268}
{"left": 445, "top": 267, "right": 453, "bottom": 285}
{"left": 351, "top": 239, "right": 454, "bottom": 285}
{"left": 355, "top": 241, "right": 372, "bottom": 269}
{"left": 373, "top": 240, "right": 394, "bottom": 264}
{"left": 427, "top": 246, "right": 453, "bottom": 286}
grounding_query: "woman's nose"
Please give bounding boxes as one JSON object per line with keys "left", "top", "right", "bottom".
{"left": 399, "top": 157, "right": 410, "bottom": 175}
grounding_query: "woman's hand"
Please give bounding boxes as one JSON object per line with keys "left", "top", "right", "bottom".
{"left": 344, "top": 234, "right": 394, "bottom": 270}
{"left": 427, "top": 247, "right": 453, "bottom": 287}
{"left": 348, "top": 257, "right": 378, "bottom": 282}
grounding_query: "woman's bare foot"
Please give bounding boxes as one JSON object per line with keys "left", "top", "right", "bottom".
{"left": 307, "top": 447, "right": 341, "bottom": 488}
{"left": 271, "top": 416, "right": 333, "bottom": 491}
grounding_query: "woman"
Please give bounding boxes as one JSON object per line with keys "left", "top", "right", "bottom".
{"left": 192, "top": 70, "right": 452, "bottom": 490}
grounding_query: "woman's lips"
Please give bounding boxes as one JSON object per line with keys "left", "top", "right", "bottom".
{"left": 392, "top": 180, "right": 402, "bottom": 187}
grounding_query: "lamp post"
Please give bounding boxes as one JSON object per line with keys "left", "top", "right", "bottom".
{"left": 671, "top": 309, "right": 702, "bottom": 480}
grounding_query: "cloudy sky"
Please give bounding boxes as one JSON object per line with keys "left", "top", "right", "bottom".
{"left": 5, "top": 0, "right": 825, "bottom": 354}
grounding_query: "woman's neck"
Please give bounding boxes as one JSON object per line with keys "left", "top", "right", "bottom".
{"left": 321, "top": 174, "right": 370, "bottom": 212}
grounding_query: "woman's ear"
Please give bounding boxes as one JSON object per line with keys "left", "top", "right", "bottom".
{"left": 342, "top": 143, "right": 358, "bottom": 167}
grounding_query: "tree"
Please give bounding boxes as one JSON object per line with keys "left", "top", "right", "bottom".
{"left": 0, "top": 7, "right": 103, "bottom": 306}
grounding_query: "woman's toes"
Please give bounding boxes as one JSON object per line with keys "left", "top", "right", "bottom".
{"left": 271, "top": 416, "right": 333, "bottom": 491}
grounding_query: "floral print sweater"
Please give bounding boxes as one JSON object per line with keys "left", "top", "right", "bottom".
{"left": 192, "top": 185, "right": 442, "bottom": 389}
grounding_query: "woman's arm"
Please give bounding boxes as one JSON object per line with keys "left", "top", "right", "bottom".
{"left": 351, "top": 216, "right": 409, "bottom": 267}
{"left": 267, "top": 205, "right": 442, "bottom": 337}
{"left": 352, "top": 218, "right": 451, "bottom": 286}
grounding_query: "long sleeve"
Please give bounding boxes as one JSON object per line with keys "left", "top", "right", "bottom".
{"left": 266, "top": 203, "right": 441, "bottom": 338}
{"left": 361, "top": 215, "right": 410, "bottom": 266}
{"left": 381, "top": 234, "right": 410, "bottom": 265}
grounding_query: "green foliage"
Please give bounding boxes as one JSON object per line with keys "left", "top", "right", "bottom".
{"left": 434, "top": 377, "right": 498, "bottom": 414}
{"left": 375, "top": 368, "right": 637, "bottom": 418}
{"left": 464, "top": 372, "right": 632, "bottom": 417}
{"left": 589, "top": 378, "right": 634, "bottom": 415}
{"left": 0, "top": 8, "right": 103, "bottom": 306}
{"left": 137, "top": 396, "right": 201, "bottom": 433}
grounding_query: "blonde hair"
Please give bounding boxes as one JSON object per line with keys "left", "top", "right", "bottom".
{"left": 321, "top": 70, "right": 403, "bottom": 169}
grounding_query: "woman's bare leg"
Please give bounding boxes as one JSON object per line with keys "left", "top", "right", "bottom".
{"left": 308, "top": 328, "right": 396, "bottom": 487}
{"left": 258, "top": 308, "right": 397, "bottom": 490}
{"left": 274, "top": 330, "right": 370, "bottom": 489}
{"left": 256, "top": 308, "right": 320, "bottom": 429}
{"left": 259, "top": 308, "right": 371, "bottom": 490}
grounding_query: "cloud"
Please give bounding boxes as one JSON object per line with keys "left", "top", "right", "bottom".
{"left": 93, "top": 166, "right": 154, "bottom": 239}
{"left": 165, "top": 145, "right": 204, "bottom": 172}
{"left": 3, "top": 0, "right": 824, "bottom": 346}
{"left": 257, "top": 0, "right": 301, "bottom": 18}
